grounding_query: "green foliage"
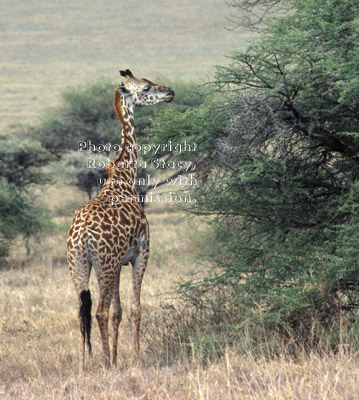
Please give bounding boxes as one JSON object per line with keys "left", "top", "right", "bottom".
{"left": 57, "top": 151, "right": 108, "bottom": 200}
{"left": 0, "top": 182, "right": 50, "bottom": 266}
{"left": 0, "top": 232, "right": 8, "bottom": 260}
{"left": 31, "top": 80, "right": 205, "bottom": 198}
{"left": 146, "top": 101, "right": 226, "bottom": 161}
{"left": 0, "top": 136, "right": 53, "bottom": 265}
{"left": 0, "top": 136, "right": 53, "bottom": 187}
{"left": 177, "top": 0, "right": 359, "bottom": 349}
{"left": 31, "top": 81, "right": 120, "bottom": 157}
{"left": 32, "top": 80, "right": 204, "bottom": 156}
{"left": 218, "top": 0, "right": 359, "bottom": 138}
{"left": 136, "top": 80, "right": 205, "bottom": 137}
{"left": 143, "top": 85, "right": 226, "bottom": 191}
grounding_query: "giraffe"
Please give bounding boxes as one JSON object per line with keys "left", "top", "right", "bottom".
{"left": 67, "top": 69, "right": 174, "bottom": 369}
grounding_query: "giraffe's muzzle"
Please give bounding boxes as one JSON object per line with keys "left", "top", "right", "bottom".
{"left": 164, "top": 89, "right": 175, "bottom": 103}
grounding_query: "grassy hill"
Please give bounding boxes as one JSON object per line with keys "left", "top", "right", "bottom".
{"left": 0, "top": 0, "right": 250, "bottom": 131}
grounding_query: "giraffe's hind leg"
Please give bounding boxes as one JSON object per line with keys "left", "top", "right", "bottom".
{"left": 111, "top": 266, "right": 122, "bottom": 367}
{"left": 96, "top": 276, "right": 115, "bottom": 369}
{"left": 131, "top": 241, "right": 149, "bottom": 364}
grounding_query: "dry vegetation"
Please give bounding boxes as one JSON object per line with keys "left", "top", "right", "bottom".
{"left": 1, "top": 185, "right": 359, "bottom": 399}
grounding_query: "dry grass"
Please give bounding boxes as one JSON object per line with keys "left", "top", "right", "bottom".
{"left": 1, "top": 185, "right": 359, "bottom": 399}
{"left": 3, "top": 352, "right": 359, "bottom": 399}
{"left": 1, "top": 254, "right": 359, "bottom": 400}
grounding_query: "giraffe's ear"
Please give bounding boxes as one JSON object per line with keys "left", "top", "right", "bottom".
{"left": 125, "top": 69, "right": 133, "bottom": 77}
{"left": 119, "top": 69, "right": 134, "bottom": 78}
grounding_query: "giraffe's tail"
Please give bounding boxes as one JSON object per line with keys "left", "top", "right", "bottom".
{"left": 79, "top": 289, "right": 92, "bottom": 356}
{"left": 78, "top": 221, "right": 92, "bottom": 357}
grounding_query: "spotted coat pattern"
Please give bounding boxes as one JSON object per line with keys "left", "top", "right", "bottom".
{"left": 67, "top": 69, "right": 174, "bottom": 369}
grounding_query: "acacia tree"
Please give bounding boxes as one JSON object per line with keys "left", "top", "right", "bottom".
{"left": 178, "top": 0, "right": 359, "bottom": 347}
{"left": 144, "top": 99, "right": 227, "bottom": 191}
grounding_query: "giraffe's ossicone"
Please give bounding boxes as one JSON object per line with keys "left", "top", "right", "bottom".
{"left": 67, "top": 69, "right": 174, "bottom": 370}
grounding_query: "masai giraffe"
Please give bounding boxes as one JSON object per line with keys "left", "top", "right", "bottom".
{"left": 67, "top": 69, "right": 174, "bottom": 369}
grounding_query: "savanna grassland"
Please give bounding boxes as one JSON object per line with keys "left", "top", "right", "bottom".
{"left": 0, "top": 0, "right": 250, "bottom": 131}
{"left": 2, "top": 1, "right": 359, "bottom": 399}
{"left": 2, "top": 186, "right": 359, "bottom": 400}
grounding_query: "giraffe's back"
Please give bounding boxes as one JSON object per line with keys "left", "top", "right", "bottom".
{"left": 67, "top": 194, "right": 149, "bottom": 284}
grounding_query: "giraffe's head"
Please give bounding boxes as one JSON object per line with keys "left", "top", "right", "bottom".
{"left": 116, "top": 69, "right": 174, "bottom": 106}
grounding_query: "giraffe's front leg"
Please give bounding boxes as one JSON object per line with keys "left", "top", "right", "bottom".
{"left": 111, "top": 266, "right": 122, "bottom": 367}
{"left": 131, "top": 241, "right": 149, "bottom": 364}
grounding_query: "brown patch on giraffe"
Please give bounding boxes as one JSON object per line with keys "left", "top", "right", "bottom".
{"left": 102, "top": 233, "right": 114, "bottom": 246}
{"left": 67, "top": 71, "right": 174, "bottom": 370}
{"left": 91, "top": 232, "right": 101, "bottom": 241}
{"left": 102, "top": 223, "right": 111, "bottom": 231}
{"left": 103, "top": 212, "right": 113, "bottom": 224}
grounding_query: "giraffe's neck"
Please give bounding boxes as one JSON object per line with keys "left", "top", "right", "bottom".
{"left": 112, "top": 90, "right": 138, "bottom": 183}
